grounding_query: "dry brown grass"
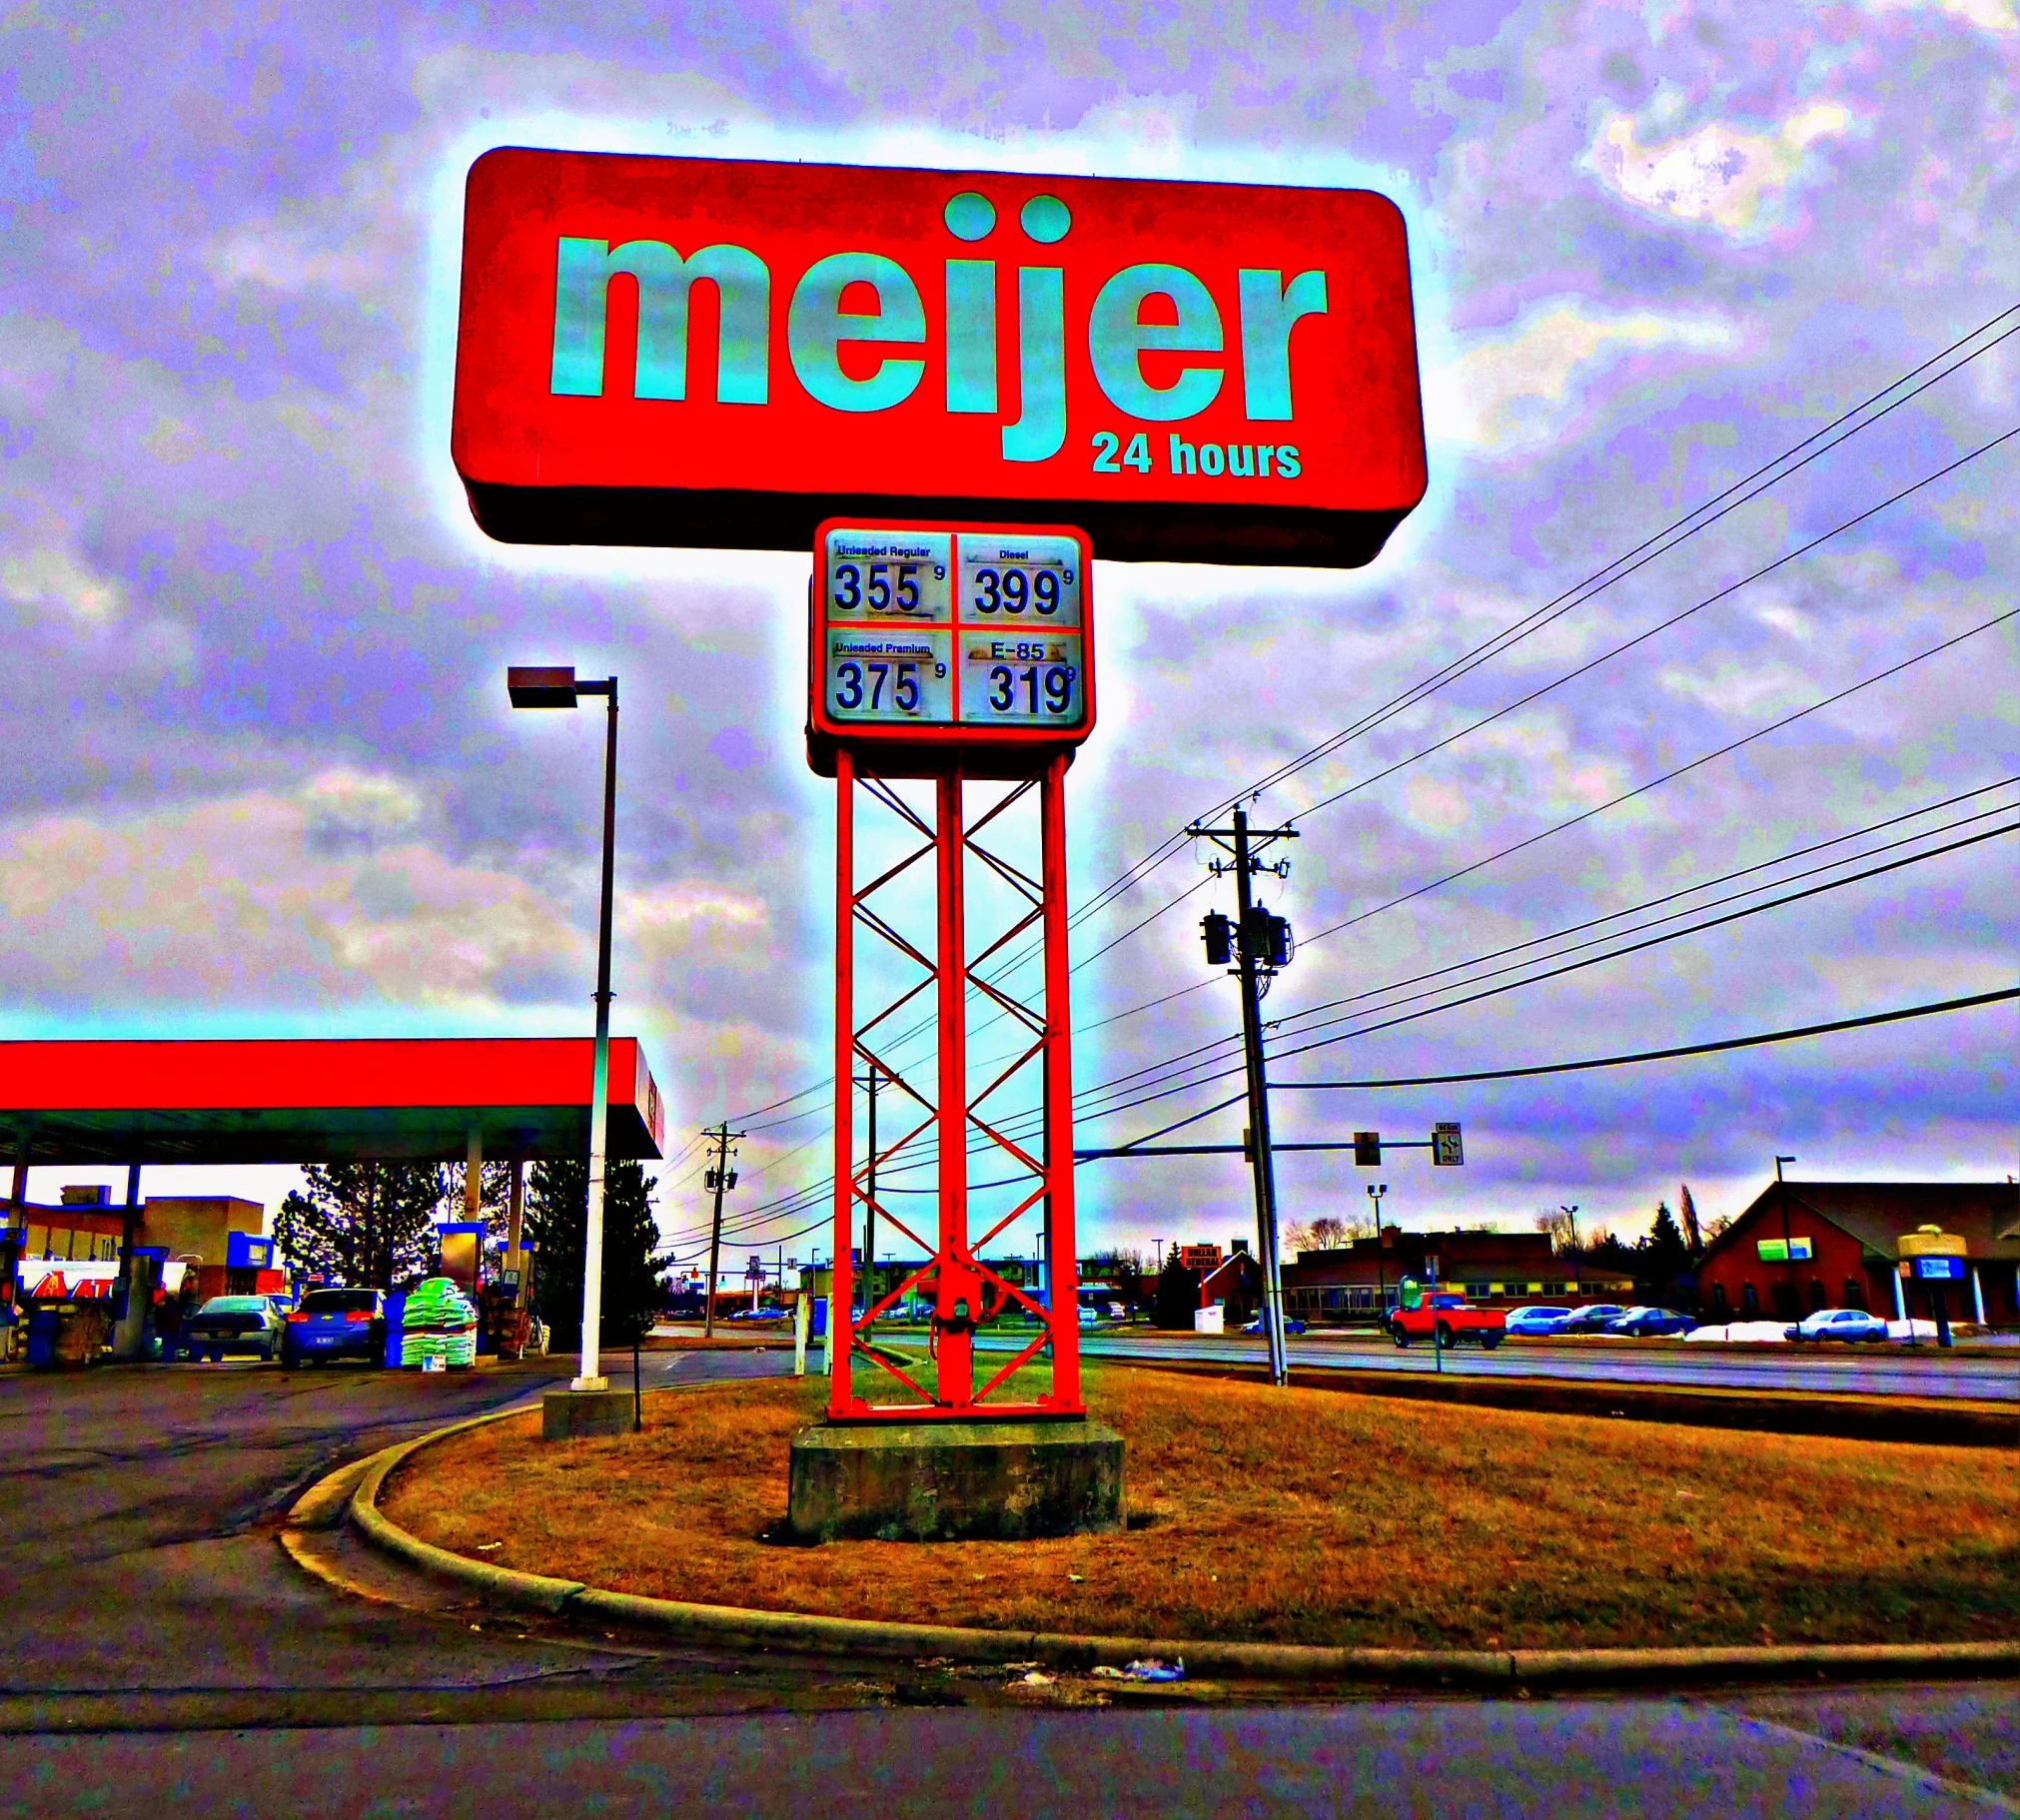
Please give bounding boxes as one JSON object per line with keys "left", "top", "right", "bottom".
{"left": 382, "top": 1365, "right": 2018, "bottom": 1650}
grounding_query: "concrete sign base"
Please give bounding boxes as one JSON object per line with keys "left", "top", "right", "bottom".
{"left": 541, "top": 1387, "right": 632, "bottom": 1441}
{"left": 787, "top": 1418, "right": 1124, "bottom": 1542}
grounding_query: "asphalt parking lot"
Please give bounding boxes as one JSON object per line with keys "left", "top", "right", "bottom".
{"left": 3, "top": 1354, "right": 2013, "bottom": 1816}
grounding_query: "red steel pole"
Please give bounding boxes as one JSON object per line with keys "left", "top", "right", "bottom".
{"left": 1041, "top": 753, "right": 1083, "bottom": 1410}
{"left": 828, "top": 750, "right": 856, "bottom": 1418}
{"left": 934, "top": 769, "right": 975, "bottom": 1408}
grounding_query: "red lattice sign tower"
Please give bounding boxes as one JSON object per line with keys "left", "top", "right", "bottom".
{"left": 807, "top": 519, "right": 1095, "bottom": 1421}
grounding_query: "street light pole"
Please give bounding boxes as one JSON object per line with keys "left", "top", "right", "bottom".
{"left": 508, "top": 665, "right": 620, "bottom": 1393}
{"left": 1368, "top": 1183, "right": 1388, "bottom": 1329}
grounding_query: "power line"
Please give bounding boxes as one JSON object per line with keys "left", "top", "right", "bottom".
{"left": 1265, "top": 803, "right": 2020, "bottom": 1049}
{"left": 1037, "top": 772, "right": 2020, "bottom": 1122}
{"left": 999, "top": 778, "right": 2020, "bottom": 1139}
{"left": 1289, "top": 424, "right": 2018, "bottom": 826}
{"left": 957, "top": 303, "right": 2020, "bottom": 1011}
{"left": 1262, "top": 819, "right": 2018, "bottom": 1071}
{"left": 723, "top": 316, "right": 2020, "bottom": 1152}
{"left": 1271, "top": 987, "right": 2020, "bottom": 1094}
{"left": 1220, "top": 307, "right": 2020, "bottom": 813}
{"left": 1059, "top": 590, "right": 2020, "bottom": 1096}
{"left": 1086, "top": 986, "right": 2018, "bottom": 1160}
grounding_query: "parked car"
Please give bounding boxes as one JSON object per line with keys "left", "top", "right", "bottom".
{"left": 1606, "top": 1307, "right": 1694, "bottom": 1338}
{"left": 1241, "top": 1316, "right": 1309, "bottom": 1335}
{"left": 280, "top": 1288, "right": 386, "bottom": 1368}
{"left": 180, "top": 1295, "right": 286, "bottom": 1363}
{"left": 1786, "top": 1307, "right": 1889, "bottom": 1344}
{"left": 1556, "top": 1304, "right": 1631, "bottom": 1335}
{"left": 1503, "top": 1305, "right": 1573, "bottom": 1337}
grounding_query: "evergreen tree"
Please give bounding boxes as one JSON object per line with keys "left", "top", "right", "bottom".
{"left": 276, "top": 1163, "right": 443, "bottom": 1290}
{"left": 523, "top": 1157, "right": 665, "bottom": 1351}
{"left": 1636, "top": 1201, "right": 1694, "bottom": 1301}
{"left": 1152, "top": 1246, "right": 1200, "bottom": 1330}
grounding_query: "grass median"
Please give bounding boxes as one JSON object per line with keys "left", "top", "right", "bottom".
{"left": 379, "top": 1365, "right": 2016, "bottom": 1651}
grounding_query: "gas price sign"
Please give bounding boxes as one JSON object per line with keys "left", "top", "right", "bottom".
{"left": 809, "top": 519, "right": 1093, "bottom": 772}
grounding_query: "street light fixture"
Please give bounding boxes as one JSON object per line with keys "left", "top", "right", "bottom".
{"left": 507, "top": 664, "right": 620, "bottom": 1394}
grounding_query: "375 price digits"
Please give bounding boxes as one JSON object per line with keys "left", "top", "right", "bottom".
{"left": 832, "top": 561, "right": 934, "bottom": 613}
{"left": 985, "top": 662, "right": 1076, "bottom": 715}
{"left": 971, "top": 565, "right": 1065, "bottom": 615}
{"left": 834, "top": 659, "right": 923, "bottom": 712}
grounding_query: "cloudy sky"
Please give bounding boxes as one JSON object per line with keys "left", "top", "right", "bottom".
{"left": 3, "top": 0, "right": 2014, "bottom": 1270}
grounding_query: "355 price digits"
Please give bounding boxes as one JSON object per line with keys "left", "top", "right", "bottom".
{"left": 832, "top": 561, "right": 930, "bottom": 613}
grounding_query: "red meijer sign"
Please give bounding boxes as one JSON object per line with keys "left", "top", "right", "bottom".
{"left": 452, "top": 150, "right": 1428, "bottom": 567}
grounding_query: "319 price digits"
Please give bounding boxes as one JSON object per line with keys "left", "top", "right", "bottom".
{"left": 985, "top": 662, "right": 1076, "bottom": 715}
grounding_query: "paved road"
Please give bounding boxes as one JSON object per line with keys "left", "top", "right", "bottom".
{"left": 10, "top": 1697, "right": 2017, "bottom": 1817}
{"left": 0, "top": 1349, "right": 795, "bottom": 1701}
{"left": 4, "top": 1354, "right": 2013, "bottom": 1816}
{"left": 974, "top": 1330, "right": 2020, "bottom": 1401}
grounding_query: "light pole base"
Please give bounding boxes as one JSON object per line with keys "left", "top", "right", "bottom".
{"left": 542, "top": 1387, "right": 631, "bottom": 1440}
{"left": 569, "top": 1375, "right": 609, "bottom": 1392}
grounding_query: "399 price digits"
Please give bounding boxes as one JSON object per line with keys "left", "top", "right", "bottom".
{"left": 970, "top": 565, "right": 1067, "bottom": 615}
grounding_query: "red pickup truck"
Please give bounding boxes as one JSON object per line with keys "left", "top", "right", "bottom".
{"left": 1389, "top": 1290, "right": 1505, "bottom": 1351}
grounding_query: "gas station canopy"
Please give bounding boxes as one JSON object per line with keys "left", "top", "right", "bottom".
{"left": 0, "top": 1038, "right": 664, "bottom": 1167}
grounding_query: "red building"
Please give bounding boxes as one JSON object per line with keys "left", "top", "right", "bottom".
{"left": 1282, "top": 1227, "right": 1632, "bottom": 1327}
{"left": 1692, "top": 1180, "right": 2018, "bottom": 1327}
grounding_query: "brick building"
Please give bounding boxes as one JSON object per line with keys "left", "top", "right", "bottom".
{"left": 1282, "top": 1227, "right": 1632, "bottom": 1327}
{"left": 5, "top": 1190, "right": 277, "bottom": 1301}
{"left": 1692, "top": 1180, "right": 2018, "bottom": 1327}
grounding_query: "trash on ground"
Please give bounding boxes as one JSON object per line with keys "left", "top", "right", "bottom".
{"left": 1093, "top": 1657, "right": 1185, "bottom": 1682}
{"left": 1017, "top": 1670, "right": 1055, "bottom": 1686}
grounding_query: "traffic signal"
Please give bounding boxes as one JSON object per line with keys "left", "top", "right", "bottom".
{"left": 1201, "top": 911, "right": 1233, "bottom": 965}
{"left": 1354, "top": 1131, "right": 1381, "bottom": 1167}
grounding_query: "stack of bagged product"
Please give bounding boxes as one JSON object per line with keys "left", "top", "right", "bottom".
{"left": 400, "top": 1277, "right": 480, "bottom": 1369}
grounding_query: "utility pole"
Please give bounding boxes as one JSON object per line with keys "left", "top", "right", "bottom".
{"left": 701, "top": 1123, "right": 743, "bottom": 1339}
{"left": 1188, "top": 806, "right": 1298, "bottom": 1386}
{"left": 1773, "top": 1156, "right": 1797, "bottom": 1320}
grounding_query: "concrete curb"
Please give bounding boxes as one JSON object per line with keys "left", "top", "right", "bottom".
{"left": 349, "top": 1415, "right": 588, "bottom": 1615}
{"left": 335, "top": 1390, "right": 2020, "bottom": 1691}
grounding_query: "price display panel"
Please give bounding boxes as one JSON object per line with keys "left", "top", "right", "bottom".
{"left": 810, "top": 520, "right": 1094, "bottom": 764}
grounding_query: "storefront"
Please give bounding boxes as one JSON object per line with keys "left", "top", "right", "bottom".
{"left": 1693, "top": 1180, "right": 2018, "bottom": 1327}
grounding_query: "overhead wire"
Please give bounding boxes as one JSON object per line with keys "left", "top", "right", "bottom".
{"left": 718, "top": 314, "right": 2020, "bottom": 1208}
